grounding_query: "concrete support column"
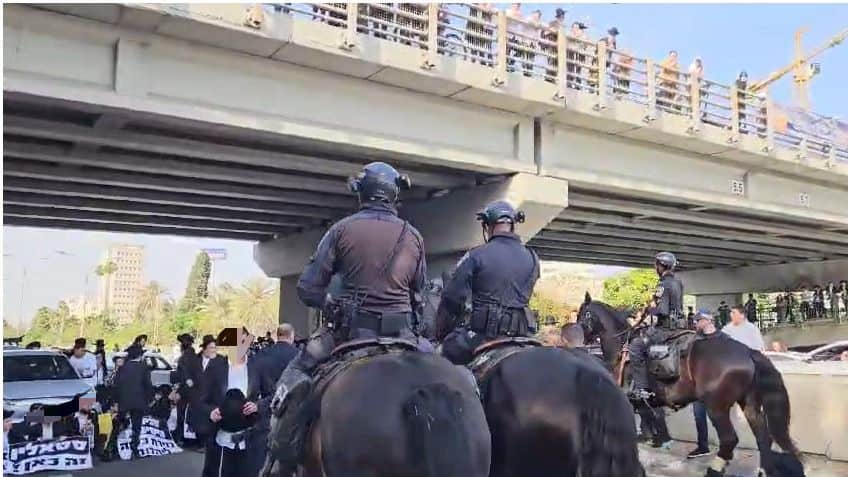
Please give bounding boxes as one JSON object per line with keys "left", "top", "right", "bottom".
{"left": 279, "top": 275, "right": 312, "bottom": 339}
{"left": 256, "top": 173, "right": 569, "bottom": 332}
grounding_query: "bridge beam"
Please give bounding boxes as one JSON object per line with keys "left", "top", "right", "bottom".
{"left": 680, "top": 259, "right": 848, "bottom": 314}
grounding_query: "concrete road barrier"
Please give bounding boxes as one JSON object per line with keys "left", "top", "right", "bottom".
{"left": 665, "top": 362, "right": 848, "bottom": 461}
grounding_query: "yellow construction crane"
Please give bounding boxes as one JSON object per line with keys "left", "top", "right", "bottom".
{"left": 748, "top": 27, "right": 848, "bottom": 111}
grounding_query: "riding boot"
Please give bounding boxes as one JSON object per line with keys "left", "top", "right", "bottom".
{"left": 264, "top": 351, "right": 319, "bottom": 477}
{"left": 628, "top": 337, "right": 652, "bottom": 398}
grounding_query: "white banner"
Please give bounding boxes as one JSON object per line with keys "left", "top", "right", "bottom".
{"left": 3, "top": 437, "right": 93, "bottom": 475}
{"left": 117, "top": 416, "right": 183, "bottom": 460}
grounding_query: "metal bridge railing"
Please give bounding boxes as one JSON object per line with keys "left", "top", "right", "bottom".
{"left": 436, "top": 4, "right": 498, "bottom": 66}
{"left": 262, "top": 3, "right": 847, "bottom": 164}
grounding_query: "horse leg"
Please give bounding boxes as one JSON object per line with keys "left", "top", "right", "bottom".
{"left": 704, "top": 407, "right": 738, "bottom": 477}
{"left": 739, "top": 395, "right": 773, "bottom": 477}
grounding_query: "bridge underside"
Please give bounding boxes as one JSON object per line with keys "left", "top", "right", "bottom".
{"left": 530, "top": 186, "right": 848, "bottom": 270}
{"left": 3, "top": 92, "right": 493, "bottom": 241}
{"left": 6, "top": 94, "right": 848, "bottom": 274}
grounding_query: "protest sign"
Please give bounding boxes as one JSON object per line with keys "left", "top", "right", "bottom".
{"left": 3, "top": 436, "right": 92, "bottom": 475}
{"left": 117, "top": 416, "right": 182, "bottom": 460}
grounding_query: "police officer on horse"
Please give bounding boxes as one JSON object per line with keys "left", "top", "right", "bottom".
{"left": 264, "top": 162, "right": 427, "bottom": 477}
{"left": 628, "top": 251, "right": 684, "bottom": 399}
{"left": 437, "top": 200, "right": 540, "bottom": 364}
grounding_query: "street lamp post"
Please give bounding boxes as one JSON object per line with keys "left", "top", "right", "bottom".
{"left": 5, "top": 250, "right": 74, "bottom": 329}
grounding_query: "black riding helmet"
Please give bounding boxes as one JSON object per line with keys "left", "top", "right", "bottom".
{"left": 348, "top": 162, "right": 411, "bottom": 205}
{"left": 476, "top": 200, "right": 526, "bottom": 227}
{"left": 654, "top": 251, "right": 677, "bottom": 271}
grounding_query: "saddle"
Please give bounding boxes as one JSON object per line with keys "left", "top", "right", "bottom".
{"left": 311, "top": 338, "right": 419, "bottom": 399}
{"left": 468, "top": 337, "right": 542, "bottom": 385}
{"left": 647, "top": 330, "right": 696, "bottom": 382}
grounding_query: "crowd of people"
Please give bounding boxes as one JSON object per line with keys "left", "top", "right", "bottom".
{"left": 6, "top": 326, "right": 300, "bottom": 476}
{"left": 270, "top": 3, "right": 768, "bottom": 129}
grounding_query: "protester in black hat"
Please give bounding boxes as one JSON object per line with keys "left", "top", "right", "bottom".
{"left": 198, "top": 328, "right": 274, "bottom": 477}
{"left": 173, "top": 333, "right": 202, "bottom": 446}
{"left": 129, "top": 334, "right": 148, "bottom": 351}
{"left": 112, "top": 344, "right": 152, "bottom": 459}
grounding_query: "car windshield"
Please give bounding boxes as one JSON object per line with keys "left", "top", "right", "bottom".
{"left": 3, "top": 355, "right": 80, "bottom": 382}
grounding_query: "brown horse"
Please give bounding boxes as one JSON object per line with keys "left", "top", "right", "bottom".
{"left": 577, "top": 295, "right": 805, "bottom": 477}
{"left": 296, "top": 350, "right": 490, "bottom": 477}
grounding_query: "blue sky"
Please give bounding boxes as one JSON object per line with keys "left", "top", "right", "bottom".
{"left": 526, "top": 3, "right": 847, "bottom": 117}
{"left": 3, "top": 3, "right": 847, "bottom": 324}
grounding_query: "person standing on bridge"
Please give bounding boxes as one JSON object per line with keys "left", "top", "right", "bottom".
{"left": 264, "top": 162, "right": 427, "bottom": 477}
{"left": 627, "top": 252, "right": 684, "bottom": 401}
{"left": 435, "top": 200, "right": 540, "bottom": 365}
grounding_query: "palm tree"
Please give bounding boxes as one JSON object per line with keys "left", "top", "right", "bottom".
{"left": 55, "top": 301, "right": 71, "bottom": 344}
{"left": 94, "top": 261, "right": 118, "bottom": 316}
{"left": 136, "top": 282, "right": 169, "bottom": 344}
{"left": 230, "top": 278, "right": 278, "bottom": 332}
{"left": 200, "top": 288, "right": 232, "bottom": 333}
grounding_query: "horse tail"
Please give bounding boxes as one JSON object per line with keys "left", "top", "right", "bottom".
{"left": 574, "top": 365, "right": 644, "bottom": 477}
{"left": 403, "top": 383, "right": 473, "bottom": 477}
{"left": 750, "top": 350, "right": 801, "bottom": 459}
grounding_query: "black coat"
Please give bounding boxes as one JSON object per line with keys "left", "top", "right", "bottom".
{"left": 260, "top": 342, "right": 298, "bottom": 385}
{"left": 176, "top": 348, "right": 203, "bottom": 399}
{"left": 190, "top": 355, "right": 274, "bottom": 438}
{"left": 114, "top": 359, "right": 153, "bottom": 412}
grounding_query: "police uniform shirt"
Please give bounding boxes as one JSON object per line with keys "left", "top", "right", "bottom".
{"left": 441, "top": 232, "right": 539, "bottom": 315}
{"left": 650, "top": 273, "right": 684, "bottom": 327}
{"left": 297, "top": 203, "right": 426, "bottom": 315}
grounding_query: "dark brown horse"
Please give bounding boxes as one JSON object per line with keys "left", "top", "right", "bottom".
{"left": 294, "top": 351, "right": 490, "bottom": 477}
{"left": 420, "top": 282, "right": 643, "bottom": 477}
{"left": 577, "top": 295, "right": 805, "bottom": 477}
{"left": 479, "top": 345, "right": 644, "bottom": 477}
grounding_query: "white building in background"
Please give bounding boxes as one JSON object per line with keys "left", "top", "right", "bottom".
{"left": 97, "top": 245, "right": 145, "bottom": 324}
{"left": 67, "top": 295, "right": 98, "bottom": 319}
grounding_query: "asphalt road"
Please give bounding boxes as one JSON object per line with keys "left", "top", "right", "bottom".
{"left": 39, "top": 442, "right": 848, "bottom": 477}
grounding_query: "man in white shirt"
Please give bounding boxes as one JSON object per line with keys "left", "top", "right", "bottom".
{"left": 721, "top": 305, "right": 765, "bottom": 351}
{"left": 68, "top": 338, "right": 98, "bottom": 387}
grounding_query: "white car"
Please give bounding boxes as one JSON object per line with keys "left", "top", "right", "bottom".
{"left": 3, "top": 348, "right": 99, "bottom": 421}
{"left": 766, "top": 340, "right": 848, "bottom": 363}
{"left": 106, "top": 350, "right": 175, "bottom": 387}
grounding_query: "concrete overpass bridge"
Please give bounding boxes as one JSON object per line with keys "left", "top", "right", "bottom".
{"left": 4, "top": 3, "right": 848, "bottom": 330}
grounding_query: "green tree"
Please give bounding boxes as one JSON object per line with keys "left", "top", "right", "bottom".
{"left": 55, "top": 301, "right": 72, "bottom": 342}
{"left": 529, "top": 292, "right": 570, "bottom": 327}
{"left": 137, "top": 282, "right": 170, "bottom": 345}
{"left": 3, "top": 320, "right": 25, "bottom": 339}
{"left": 24, "top": 306, "right": 56, "bottom": 344}
{"left": 179, "top": 252, "right": 212, "bottom": 313}
{"left": 94, "top": 261, "right": 118, "bottom": 314}
{"left": 230, "top": 278, "right": 279, "bottom": 333}
{"left": 199, "top": 289, "right": 232, "bottom": 334}
{"left": 602, "top": 268, "right": 658, "bottom": 309}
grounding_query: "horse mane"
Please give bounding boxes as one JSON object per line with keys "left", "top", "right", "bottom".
{"left": 586, "top": 301, "right": 631, "bottom": 330}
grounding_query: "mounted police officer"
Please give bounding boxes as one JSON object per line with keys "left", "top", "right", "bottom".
{"left": 436, "top": 200, "right": 540, "bottom": 365}
{"left": 263, "top": 162, "right": 426, "bottom": 477}
{"left": 628, "top": 251, "right": 684, "bottom": 399}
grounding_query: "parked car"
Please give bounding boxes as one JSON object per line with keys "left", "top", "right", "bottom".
{"left": 766, "top": 340, "right": 848, "bottom": 363}
{"left": 106, "top": 350, "right": 175, "bottom": 387}
{"left": 3, "top": 348, "right": 98, "bottom": 420}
